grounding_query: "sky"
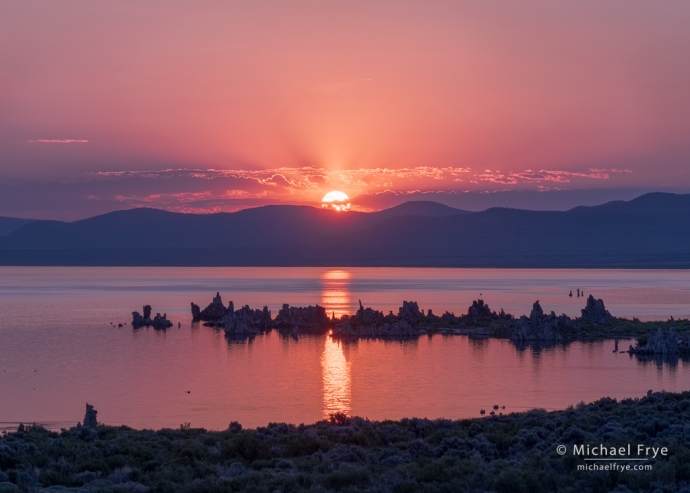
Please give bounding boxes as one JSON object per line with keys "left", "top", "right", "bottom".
{"left": 1, "top": 0, "right": 690, "bottom": 220}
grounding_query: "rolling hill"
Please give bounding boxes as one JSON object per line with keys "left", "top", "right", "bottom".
{"left": 0, "top": 194, "right": 688, "bottom": 267}
{"left": 0, "top": 216, "right": 34, "bottom": 236}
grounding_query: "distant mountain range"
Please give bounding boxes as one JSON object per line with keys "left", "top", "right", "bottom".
{"left": 1, "top": 193, "right": 689, "bottom": 267}
{"left": 0, "top": 216, "right": 34, "bottom": 236}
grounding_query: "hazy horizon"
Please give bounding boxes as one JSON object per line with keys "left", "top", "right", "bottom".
{"left": 2, "top": 1, "right": 690, "bottom": 219}
{"left": 2, "top": 187, "right": 690, "bottom": 222}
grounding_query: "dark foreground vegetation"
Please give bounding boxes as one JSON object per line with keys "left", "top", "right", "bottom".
{"left": 3, "top": 392, "right": 690, "bottom": 492}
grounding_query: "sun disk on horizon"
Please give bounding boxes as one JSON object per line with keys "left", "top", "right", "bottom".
{"left": 322, "top": 191, "right": 351, "bottom": 211}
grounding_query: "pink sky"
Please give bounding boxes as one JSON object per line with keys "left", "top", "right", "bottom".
{"left": 1, "top": 1, "right": 690, "bottom": 218}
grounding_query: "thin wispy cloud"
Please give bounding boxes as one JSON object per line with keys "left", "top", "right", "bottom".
{"left": 27, "top": 139, "right": 89, "bottom": 143}
{"left": 84, "top": 165, "right": 636, "bottom": 213}
{"left": 0, "top": 166, "right": 660, "bottom": 221}
{"left": 475, "top": 168, "right": 633, "bottom": 185}
{"left": 92, "top": 166, "right": 631, "bottom": 191}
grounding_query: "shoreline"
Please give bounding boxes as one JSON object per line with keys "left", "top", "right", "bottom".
{"left": 3, "top": 391, "right": 689, "bottom": 491}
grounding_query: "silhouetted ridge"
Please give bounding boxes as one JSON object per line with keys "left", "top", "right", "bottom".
{"left": 1, "top": 193, "right": 689, "bottom": 267}
{"left": 370, "top": 200, "right": 469, "bottom": 219}
{"left": 0, "top": 201, "right": 465, "bottom": 250}
{"left": 0, "top": 216, "right": 35, "bottom": 236}
{"left": 569, "top": 192, "right": 690, "bottom": 213}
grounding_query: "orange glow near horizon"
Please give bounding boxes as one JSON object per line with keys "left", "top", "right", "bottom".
{"left": 2, "top": 1, "right": 689, "bottom": 220}
{"left": 321, "top": 191, "right": 351, "bottom": 212}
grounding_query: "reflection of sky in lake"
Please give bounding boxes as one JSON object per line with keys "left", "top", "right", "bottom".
{"left": 320, "top": 269, "right": 351, "bottom": 319}
{"left": 3, "top": 266, "right": 689, "bottom": 321}
{"left": 1, "top": 266, "right": 689, "bottom": 431}
{"left": 321, "top": 337, "right": 351, "bottom": 419}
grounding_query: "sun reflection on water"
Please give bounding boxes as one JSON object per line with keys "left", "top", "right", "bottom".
{"left": 321, "top": 337, "right": 352, "bottom": 419}
{"left": 320, "top": 269, "right": 352, "bottom": 319}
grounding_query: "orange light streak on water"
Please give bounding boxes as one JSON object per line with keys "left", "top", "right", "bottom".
{"left": 320, "top": 269, "right": 352, "bottom": 319}
{"left": 321, "top": 337, "right": 352, "bottom": 419}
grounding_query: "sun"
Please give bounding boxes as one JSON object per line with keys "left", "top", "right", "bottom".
{"left": 322, "top": 191, "right": 351, "bottom": 212}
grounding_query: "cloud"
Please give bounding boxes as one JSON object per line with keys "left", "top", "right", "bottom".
{"left": 27, "top": 139, "right": 89, "bottom": 143}
{"left": 0, "top": 165, "right": 638, "bottom": 220}
{"left": 89, "top": 165, "right": 634, "bottom": 204}
{"left": 476, "top": 168, "right": 633, "bottom": 185}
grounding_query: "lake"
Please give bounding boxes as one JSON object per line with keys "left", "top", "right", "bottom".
{"left": 1, "top": 266, "right": 689, "bottom": 430}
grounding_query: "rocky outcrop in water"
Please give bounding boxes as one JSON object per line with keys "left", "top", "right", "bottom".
{"left": 217, "top": 305, "right": 272, "bottom": 335}
{"left": 398, "top": 301, "right": 425, "bottom": 325}
{"left": 508, "top": 301, "right": 568, "bottom": 343}
{"left": 352, "top": 300, "right": 387, "bottom": 324}
{"left": 132, "top": 305, "right": 173, "bottom": 329}
{"left": 150, "top": 313, "right": 173, "bottom": 329}
{"left": 191, "top": 302, "right": 201, "bottom": 321}
{"left": 333, "top": 318, "right": 417, "bottom": 338}
{"left": 181, "top": 292, "right": 633, "bottom": 343}
{"left": 628, "top": 328, "right": 690, "bottom": 355}
{"left": 332, "top": 300, "right": 419, "bottom": 338}
{"left": 465, "top": 299, "right": 511, "bottom": 322}
{"left": 82, "top": 403, "right": 98, "bottom": 429}
{"left": 581, "top": 295, "right": 612, "bottom": 324}
{"left": 439, "top": 311, "right": 461, "bottom": 325}
{"left": 467, "top": 299, "right": 492, "bottom": 319}
{"left": 274, "top": 304, "right": 329, "bottom": 334}
{"left": 132, "top": 311, "right": 147, "bottom": 328}
{"left": 191, "top": 292, "right": 234, "bottom": 322}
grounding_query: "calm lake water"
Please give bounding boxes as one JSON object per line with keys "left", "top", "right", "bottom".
{"left": 1, "top": 267, "right": 689, "bottom": 431}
